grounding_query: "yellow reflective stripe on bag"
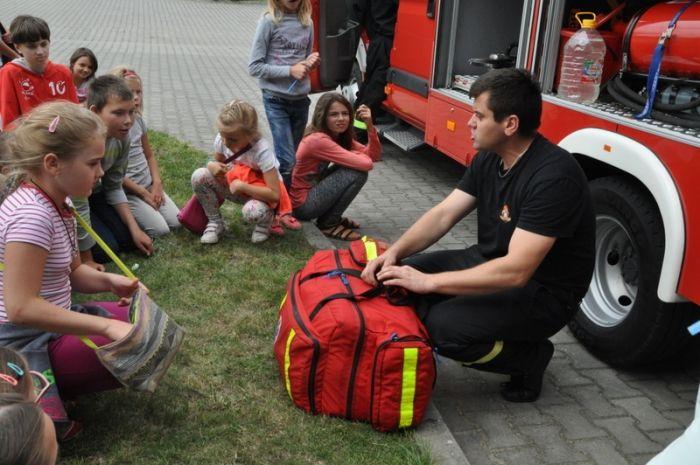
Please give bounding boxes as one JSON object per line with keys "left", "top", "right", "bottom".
{"left": 0, "top": 262, "right": 4, "bottom": 271}
{"left": 279, "top": 292, "right": 288, "bottom": 309}
{"left": 399, "top": 347, "right": 419, "bottom": 428}
{"left": 361, "top": 236, "right": 377, "bottom": 261}
{"left": 284, "top": 328, "right": 296, "bottom": 400}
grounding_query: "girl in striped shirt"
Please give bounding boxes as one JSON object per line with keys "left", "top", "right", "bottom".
{"left": 0, "top": 101, "right": 140, "bottom": 441}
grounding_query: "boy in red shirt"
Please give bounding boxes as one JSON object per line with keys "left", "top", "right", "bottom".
{"left": 0, "top": 16, "right": 77, "bottom": 129}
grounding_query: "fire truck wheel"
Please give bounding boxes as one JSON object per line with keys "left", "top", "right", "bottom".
{"left": 568, "top": 176, "right": 695, "bottom": 367}
{"left": 339, "top": 60, "right": 362, "bottom": 107}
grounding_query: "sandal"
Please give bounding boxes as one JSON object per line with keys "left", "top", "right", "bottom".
{"left": 321, "top": 224, "right": 362, "bottom": 241}
{"left": 340, "top": 217, "right": 361, "bottom": 229}
{"left": 278, "top": 213, "right": 302, "bottom": 230}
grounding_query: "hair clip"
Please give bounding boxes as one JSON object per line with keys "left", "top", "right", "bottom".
{"left": 48, "top": 115, "right": 60, "bottom": 133}
{"left": 0, "top": 373, "right": 18, "bottom": 386}
{"left": 7, "top": 362, "right": 24, "bottom": 377}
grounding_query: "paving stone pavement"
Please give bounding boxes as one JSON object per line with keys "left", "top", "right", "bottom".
{"left": 2, "top": 1, "right": 699, "bottom": 464}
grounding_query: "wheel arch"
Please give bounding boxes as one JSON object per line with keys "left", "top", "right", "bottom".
{"left": 558, "top": 128, "right": 685, "bottom": 303}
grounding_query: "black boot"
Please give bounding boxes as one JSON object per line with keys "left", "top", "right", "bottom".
{"left": 500, "top": 340, "right": 554, "bottom": 403}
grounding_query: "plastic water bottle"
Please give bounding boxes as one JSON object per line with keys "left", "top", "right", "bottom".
{"left": 557, "top": 12, "right": 606, "bottom": 103}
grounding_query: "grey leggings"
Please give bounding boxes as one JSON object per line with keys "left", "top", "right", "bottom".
{"left": 293, "top": 166, "right": 368, "bottom": 229}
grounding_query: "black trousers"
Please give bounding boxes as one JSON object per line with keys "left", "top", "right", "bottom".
{"left": 88, "top": 191, "right": 135, "bottom": 263}
{"left": 404, "top": 246, "right": 578, "bottom": 376}
{"left": 351, "top": 0, "right": 399, "bottom": 113}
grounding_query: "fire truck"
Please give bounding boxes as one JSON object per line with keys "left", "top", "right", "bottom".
{"left": 310, "top": 0, "right": 700, "bottom": 367}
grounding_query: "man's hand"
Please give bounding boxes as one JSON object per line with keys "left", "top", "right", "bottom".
{"left": 376, "top": 265, "right": 436, "bottom": 294}
{"left": 131, "top": 229, "right": 154, "bottom": 256}
{"left": 290, "top": 62, "right": 309, "bottom": 80}
{"left": 361, "top": 252, "right": 398, "bottom": 286}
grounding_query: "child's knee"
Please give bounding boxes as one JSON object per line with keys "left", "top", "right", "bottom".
{"left": 191, "top": 167, "right": 211, "bottom": 187}
{"left": 242, "top": 200, "right": 273, "bottom": 224}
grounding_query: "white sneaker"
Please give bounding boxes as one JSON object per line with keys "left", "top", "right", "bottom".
{"left": 201, "top": 221, "right": 225, "bottom": 244}
{"left": 251, "top": 224, "right": 270, "bottom": 243}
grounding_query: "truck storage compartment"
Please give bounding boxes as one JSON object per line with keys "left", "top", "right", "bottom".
{"left": 433, "top": 0, "right": 526, "bottom": 95}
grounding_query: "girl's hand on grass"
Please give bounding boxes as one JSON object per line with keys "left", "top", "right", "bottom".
{"left": 290, "top": 62, "right": 308, "bottom": 80}
{"left": 150, "top": 180, "right": 164, "bottom": 206}
{"left": 132, "top": 229, "right": 154, "bottom": 256}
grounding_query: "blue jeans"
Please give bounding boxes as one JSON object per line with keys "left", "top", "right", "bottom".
{"left": 262, "top": 93, "right": 310, "bottom": 186}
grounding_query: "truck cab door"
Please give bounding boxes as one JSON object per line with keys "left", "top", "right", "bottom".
{"left": 310, "top": 0, "right": 361, "bottom": 91}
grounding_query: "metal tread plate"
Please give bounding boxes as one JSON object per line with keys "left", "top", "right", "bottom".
{"left": 381, "top": 124, "right": 426, "bottom": 151}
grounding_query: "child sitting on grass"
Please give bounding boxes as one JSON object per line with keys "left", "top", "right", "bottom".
{"left": 191, "top": 99, "right": 295, "bottom": 244}
{"left": 74, "top": 75, "right": 153, "bottom": 269}
{"left": 0, "top": 101, "right": 139, "bottom": 441}
{"left": 110, "top": 66, "right": 180, "bottom": 237}
{"left": 69, "top": 47, "right": 98, "bottom": 104}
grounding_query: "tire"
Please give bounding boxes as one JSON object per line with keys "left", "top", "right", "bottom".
{"left": 339, "top": 60, "right": 363, "bottom": 108}
{"left": 568, "top": 176, "right": 697, "bottom": 367}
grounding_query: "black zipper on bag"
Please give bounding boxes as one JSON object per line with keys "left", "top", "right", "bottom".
{"left": 333, "top": 249, "right": 366, "bottom": 419}
{"left": 289, "top": 271, "right": 320, "bottom": 414}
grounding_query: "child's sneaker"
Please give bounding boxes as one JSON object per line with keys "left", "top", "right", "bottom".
{"left": 201, "top": 220, "right": 225, "bottom": 244}
{"left": 251, "top": 224, "right": 271, "bottom": 243}
{"left": 270, "top": 220, "right": 285, "bottom": 237}
{"left": 278, "top": 213, "right": 302, "bottom": 230}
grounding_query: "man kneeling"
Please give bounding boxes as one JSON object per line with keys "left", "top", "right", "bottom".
{"left": 362, "top": 68, "right": 595, "bottom": 402}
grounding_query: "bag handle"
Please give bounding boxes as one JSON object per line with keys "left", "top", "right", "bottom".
{"left": 71, "top": 207, "right": 136, "bottom": 279}
{"left": 71, "top": 207, "right": 140, "bottom": 348}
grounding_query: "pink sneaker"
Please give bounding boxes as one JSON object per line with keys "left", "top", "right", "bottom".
{"left": 278, "top": 214, "right": 302, "bottom": 230}
{"left": 270, "top": 222, "right": 285, "bottom": 236}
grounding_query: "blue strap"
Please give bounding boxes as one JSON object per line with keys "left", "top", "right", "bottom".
{"left": 635, "top": 0, "right": 697, "bottom": 120}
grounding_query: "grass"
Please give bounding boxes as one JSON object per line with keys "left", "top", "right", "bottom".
{"left": 64, "top": 131, "right": 433, "bottom": 465}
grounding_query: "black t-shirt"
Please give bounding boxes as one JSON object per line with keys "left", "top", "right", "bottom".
{"left": 457, "top": 134, "right": 595, "bottom": 300}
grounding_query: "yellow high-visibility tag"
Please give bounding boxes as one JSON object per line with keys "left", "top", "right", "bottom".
{"left": 284, "top": 329, "right": 296, "bottom": 400}
{"left": 399, "top": 348, "right": 418, "bottom": 428}
{"left": 362, "top": 236, "right": 377, "bottom": 261}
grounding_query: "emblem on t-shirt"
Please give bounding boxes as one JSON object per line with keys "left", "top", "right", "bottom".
{"left": 20, "top": 78, "right": 35, "bottom": 98}
{"left": 499, "top": 204, "right": 512, "bottom": 223}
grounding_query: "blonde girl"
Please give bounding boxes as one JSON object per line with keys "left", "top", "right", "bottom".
{"left": 109, "top": 66, "right": 181, "bottom": 237}
{"left": 248, "top": 0, "right": 320, "bottom": 187}
{"left": 0, "top": 101, "right": 139, "bottom": 440}
{"left": 191, "top": 100, "right": 293, "bottom": 244}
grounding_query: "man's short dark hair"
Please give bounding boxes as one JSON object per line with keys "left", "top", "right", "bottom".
{"left": 9, "top": 16, "right": 50, "bottom": 45}
{"left": 469, "top": 68, "right": 542, "bottom": 137}
{"left": 87, "top": 75, "right": 134, "bottom": 111}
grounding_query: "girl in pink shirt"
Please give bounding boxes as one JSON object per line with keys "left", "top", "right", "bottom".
{"left": 290, "top": 92, "right": 381, "bottom": 240}
{"left": 0, "top": 102, "right": 140, "bottom": 440}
